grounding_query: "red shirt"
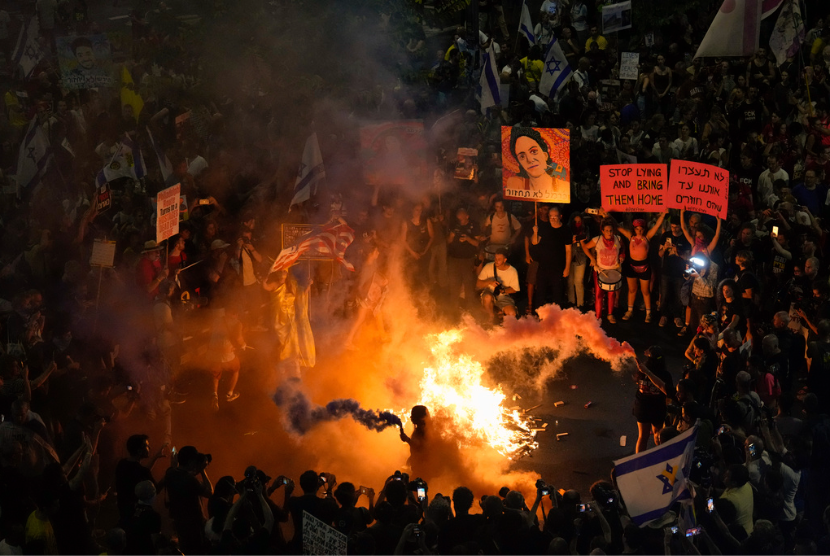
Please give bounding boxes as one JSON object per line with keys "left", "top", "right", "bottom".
{"left": 137, "top": 256, "right": 162, "bottom": 298}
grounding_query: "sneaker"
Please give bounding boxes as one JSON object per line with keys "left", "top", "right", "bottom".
{"left": 211, "top": 394, "right": 219, "bottom": 412}
{"left": 659, "top": 316, "right": 668, "bottom": 327}
{"left": 674, "top": 318, "right": 684, "bottom": 328}
{"left": 645, "top": 313, "right": 652, "bottom": 323}
{"left": 607, "top": 314, "right": 617, "bottom": 324}
{"left": 226, "top": 391, "right": 240, "bottom": 402}
{"left": 622, "top": 310, "right": 634, "bottom": 321}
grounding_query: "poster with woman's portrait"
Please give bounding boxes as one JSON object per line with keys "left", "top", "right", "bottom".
{"left": 501, "top": 127, "right": 570, "bottom": 203}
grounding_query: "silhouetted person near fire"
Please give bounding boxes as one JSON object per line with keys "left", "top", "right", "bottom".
{"left": 400, "top": 405, "right": 430, "bottom": 478}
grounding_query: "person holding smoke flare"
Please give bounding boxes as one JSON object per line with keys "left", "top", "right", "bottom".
{"left": 631, "top": 346, "right": 674, "bottom": 453}
{"left": 400, "top": 405, "right": 430, "bottom": 478}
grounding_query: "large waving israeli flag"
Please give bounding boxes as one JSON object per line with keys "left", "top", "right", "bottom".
{"left": 539, "top": 35, "right": 573, "bottom": 98}
{"left": 614, "top": 423, "right": 698, "bottom": 526}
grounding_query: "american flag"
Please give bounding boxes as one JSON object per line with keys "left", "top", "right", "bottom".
{"left": 270, "top": 222, "right": 355, "bottom": 274}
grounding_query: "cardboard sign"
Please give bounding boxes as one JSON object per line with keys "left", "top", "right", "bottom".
{"left": 601, "top": 164, "right": 667, "bottom": 213}
{"left": 454, "top": 148, "right": 478, "bottom": 180}
{"left": 302, "top": 511, "right": 347, "bottom": 555}
{"left": 90, "top": 240, "right": 116, "bottom": 267}
{"left": 281, "top": 224, "right": 330, "bottom": 260}
{"left": 619, "top": 52, "right": 639, "bottom": 80}
{"left": 501, "top": 126, "right": 570, "bottom": 203}
{"left": 601, "top": 0, "right": 632, "bottom": 33}
{"left": 96, "top": 183, "right": 111, "bottom": 213}
{"left": 156, "top": 184, "right": 180, "bottom": 243}
{"left": 667, "top": 160, "right": 729, "bottom": 219}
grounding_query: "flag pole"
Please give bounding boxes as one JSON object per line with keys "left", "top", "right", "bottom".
{"left": 514, "top": 0, "right": 525, "bottom": 54}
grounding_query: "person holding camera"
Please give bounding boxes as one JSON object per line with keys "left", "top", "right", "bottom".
{"left": 679, "top": 254, "right": 719, "bottom": 336}
{"left": 476, "top": 248, "right": 519, "bottom": 324}
{"left": 218, "top": 473, "right": 274, "bottom": 554}
{"left": 285, "top": 470, "right": 338, "bottom": 552}
{"left": 163, "top": 445, "right": 213, "bottom": 554}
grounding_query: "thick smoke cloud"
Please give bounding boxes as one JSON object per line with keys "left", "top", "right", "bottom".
{"left": 274, "top": 378, "right": 403, "bottom": 435}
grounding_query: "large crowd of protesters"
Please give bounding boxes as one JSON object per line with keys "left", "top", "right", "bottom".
{"left": 2, "top": 0, "right": 830, "bottom": 553}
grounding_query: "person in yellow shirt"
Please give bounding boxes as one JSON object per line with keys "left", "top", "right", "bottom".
{"left": 585, "top": 26, "right": 608, "bottom": 51}
{"left": 25, "top": 492, "right": 60, "bottom": 555}
{"left": 520, "top": 45, "right": 544, "bottom": 87}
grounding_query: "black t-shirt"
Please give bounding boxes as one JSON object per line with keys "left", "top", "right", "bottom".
{"left": 719, "top": 299, "right": 745, "bottom": 334}
{"left": 115, "top": 459, "right": 155, "bottom": 523}
{"left": 437, "top": 513, "right": 486, "bottom": 554}
{"left": 285, "top": 494, "right": 338, "bottom": 549}
{"left": 447, "top": 221, "right": 481, "bottom": 259}
{"left": 739, "top": 100, "right": 764, "bottom": 133}
{"left": 528, "top": 220, "right": 570, "bottom": 269}
{"left": 125, "top": 503, "right": 161, "bottom": 555}
{"left": 164, "top": 467, "right": 204, "bottom": 524}
{"left": 659, "top": 231, "right": 691, "bottom": 277}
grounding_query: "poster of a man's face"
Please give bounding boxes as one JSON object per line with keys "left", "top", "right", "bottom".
{"left": 501, "top": 126, "right": 570, "bottom": 203}
{"left": 56, "top": 34, "right": 116, "bottom": 90}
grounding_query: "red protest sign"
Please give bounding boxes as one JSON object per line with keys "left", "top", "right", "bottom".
{"left": 667, "top": 161, "right": 729, "bottom": 219}
{"left": 600, "top": 164, "right": 667, "bottom": 213}
{"left": 156, "top": 183, "right": 180, "bottom": 243}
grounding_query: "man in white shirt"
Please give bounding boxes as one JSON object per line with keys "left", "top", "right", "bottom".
{"left": 477, "top": 248, "right": 520, "bottom": 323}
{"left": 757, "top": 154, "right": 789, "bottom": 208}
{"left": 483, "top": 199, "right": 522, "bottom": 249}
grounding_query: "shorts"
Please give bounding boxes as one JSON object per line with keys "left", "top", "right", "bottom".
{"left": 623, "top": 258, "right": 650, "bottom": 280}
{"left": 526, "top": 261, "right": 539, "bottom": 284}
{"left": 481, "top": 290, "right": 516, "bottom": 309}
{"left": 211, "top": 356, "right": 240, "bottom": 378}
{"left": 632, "top": 395, "right": 667, "bottom": 427}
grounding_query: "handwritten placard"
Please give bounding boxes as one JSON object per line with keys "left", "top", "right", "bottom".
{"left": 302, "top": 511, "right": 347, "bottom": 555}
{"left": 600, "top": 164, "right": 667, "bottom": 213}
{"left": 667, "top": 161, "right": 729, "bottom": 219}
{"left": 619, "top": 52, "right": 639, "bottom": 80}
{"left": 156, "top": 183, "right": 180, "bottom": 243}
{"left": 90, "top": 240, "right": 116, "bottom": 267}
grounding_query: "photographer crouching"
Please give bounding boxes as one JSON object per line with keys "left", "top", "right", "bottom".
{"left": 163, "top": 446, "right": 213, "bottom": 553}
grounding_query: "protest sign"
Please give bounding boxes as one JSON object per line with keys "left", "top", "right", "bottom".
{"left": 601, "top": 164, "right": 667, "bottom": 213}
{"left": 667, "top": 160, "right": 729, "bottom": 219}
{"left": 454, "top": 148, "right": 478, "bottom": 180}
{"left": 360, "top": 121, "right": 428, "bottom": 186}
{"left": 56, "top": 34, "right": 116, "bottom": 89}
{"left": 601, "top": 0, "right": 632, "bottom": 33}
{"left": 97, "top": 183, "right": 111, "bottom": 213}
{"left": 90, "top": 240, "right": 117, "bottom": 267}
{"left": 619, "top": 52, "right": 639, "bottom": 80}
{"left": 302, "top": 511, "right": 347, "bottom": 555}
{"left": 501, "top": 127, "right": 570, "bottom": 203}
{"left": 156, "top": 184, "right": 180, "bottom": 243}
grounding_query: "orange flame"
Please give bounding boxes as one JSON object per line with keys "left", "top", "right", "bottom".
{"left": 416, "top": 329, "right": 539, "bottom": 459}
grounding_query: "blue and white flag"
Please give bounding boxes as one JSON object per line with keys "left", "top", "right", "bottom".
{"left": 121, "top": 134, "right": 147, "bottom": 179}
{"left": 613, "top": 423, "right": 698, "bottom": 526}
{"left": 539, "top": 35, "right": 573, "bottom": 98}
{"left": 12, "top": 17, "right": 46, "bottom": 79}
{"left": 479, "top": 44, "right": 501, "bottom": 114}
{"left": 290, "top": 132, "right": 325, "bottom": 208}
{"left": 15, "top": 119, "right": 53, "bottom": 189}
{"left": 147, "top": 126, "right": 173, "bottom": 182}
{"left": 519, "top": 2, "right": 536, "bottom": 46}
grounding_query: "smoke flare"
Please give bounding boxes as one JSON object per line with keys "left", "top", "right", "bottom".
{"left": 274, "top": 379, "right": 402, "bottom": 435}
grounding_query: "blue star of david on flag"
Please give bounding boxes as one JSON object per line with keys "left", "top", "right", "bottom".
{"left": 546, "top": 58, "right": 562, "bottom": 76}
{"left": 656, "top": 463, "right": 678, "bottom": 495}
{"left": 539, "top": 35, "right": 573, "bottom": 98}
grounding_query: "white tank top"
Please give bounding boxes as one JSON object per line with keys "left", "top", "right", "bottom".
{"left": 594, "top": 235, "right": 621, "bottom": 270}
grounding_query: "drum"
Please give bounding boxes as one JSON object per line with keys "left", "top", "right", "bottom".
{"left": 598, "top": 269, "right": 622, "bottom": 291}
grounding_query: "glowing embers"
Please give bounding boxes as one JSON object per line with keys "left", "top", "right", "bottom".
{"left": 418, "top": 329, "right": 539, "bottom": 459}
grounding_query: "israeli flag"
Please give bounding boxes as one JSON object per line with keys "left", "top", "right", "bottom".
{"left": 614, "top": 423, "right": 698, "bottom": 526}
{"left": 14, "top": 119, "right": 53, "bottom": 189}
{"left": 290, "top": 133, "right": 326, "bottom": 208}
{"left": 12, "top": 17, "right": 46, "bottom": 79}
{"left": 519, "top": 2, "right": 536, "bottom": 46}
{"left": 538, "top": 35, "right": 573, "bottom": 98}
{"left": 479, "top": 44, "right": 501, "bottom": 114}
